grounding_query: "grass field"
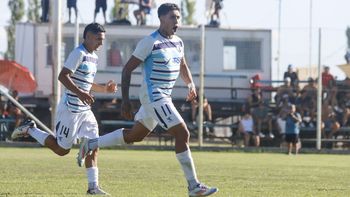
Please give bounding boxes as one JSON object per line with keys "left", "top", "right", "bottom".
{"left": 0, "top": 147, "right": 350, "bottom": 197}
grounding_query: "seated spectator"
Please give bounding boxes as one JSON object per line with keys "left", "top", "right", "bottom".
{"left": 247, "top": 87, "right": 263, "bottom": 111}
{"left": 237, "top": 110, "right": 259, "bottom": 147}
{"left": 283, "top": 64, "right": 299, "bottom": 90}
{"left": 277, "top": 98, "right": 291, "bottom": 137}
{"left": 285, "top": 104, "right": 302, "bottom": 155}
{"left": 297, "top": 78, "right": 317, "bottom": 127}
{"left": 191, "top": 93, "right": 214, "bottom": 137}
{"left": 252, "top": 101, "right": 274, "bottom": 138}
{"left": 275, "top": 77, "right": 295, "bottom": 106}
{"left": 94, "top": 0, "right": 107, "bottom": 24}
{"left": 108, "top": 41, "right": 123, "bottom": 67}
{"left": 134, "top": 0, "right": 152, "bottom": 25}
{"left": 7, "top": 90, "right": 24, "bottom": 128}
{"left": 321, "top": 98, "right": 340, "bottom": 138}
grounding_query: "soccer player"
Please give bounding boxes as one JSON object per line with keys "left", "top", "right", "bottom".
{"left": 78, "top": 3, "right": 218, "bottom": 196}
{"left": 11, "top": 23, "right": 116, "bottom": 195}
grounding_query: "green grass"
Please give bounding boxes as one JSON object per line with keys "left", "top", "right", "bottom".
{"left": 0, "top": 147, "right": 350, "bottom": 197}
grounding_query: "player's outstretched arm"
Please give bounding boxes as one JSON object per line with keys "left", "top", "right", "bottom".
{"left": 91, "top": 80, "right": 118, "bottom": 93}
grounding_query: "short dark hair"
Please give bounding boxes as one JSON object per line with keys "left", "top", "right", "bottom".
{"left": 157, "top": 3, "right": 180, "bottom": 17}
{"left": 83, "top": 23, "right": 106, "bottom": 39}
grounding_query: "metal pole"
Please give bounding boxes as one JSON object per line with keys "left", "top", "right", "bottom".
{"left": 0, "top": 85, "right": 53, "bottom": 135}
{"left": 277, "top": 0, "right": 282, "bottom": 80}
{"left": 308, "top": 0, "right": 313, "bottom": 77}
{"left": 198, "top": 24, "right": 205, "bottom": 147}
{"left": 51, "top": 0, "right": 62, "bottom": 131}
{"left": 74, "top": 14, "right": 79, "bottom": 47}
{"left": 316, "top": 28, "right": 322, "bottom": 150}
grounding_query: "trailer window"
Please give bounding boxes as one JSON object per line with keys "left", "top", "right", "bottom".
{"left": 223, "top": 40, "right": 261, "bottom": 70}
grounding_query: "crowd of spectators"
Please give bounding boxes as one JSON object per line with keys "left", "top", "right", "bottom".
{"left": 240, "top": 64, "right": 350, "bottom": 148}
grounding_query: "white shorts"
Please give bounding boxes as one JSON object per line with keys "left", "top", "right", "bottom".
{"left": 55, "top": 103, "right": 99, "bottom": 149}
{"left": 135, "top": 98, "right": 184, "bottom": 131}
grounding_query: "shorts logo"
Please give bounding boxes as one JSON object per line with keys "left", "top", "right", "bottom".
{"left": 166, "top": 116, "right": 173, "bottom": 122}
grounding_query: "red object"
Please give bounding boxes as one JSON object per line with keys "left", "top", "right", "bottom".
{"left": 250, "top": 74, "right": 262, "bottom": 88}
{"left": 0, "top": 60, "right": 37, "bottom": 93}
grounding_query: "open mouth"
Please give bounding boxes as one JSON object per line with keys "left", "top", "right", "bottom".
{"left": 173, "top": 26, "right": 178, "bottom": 32}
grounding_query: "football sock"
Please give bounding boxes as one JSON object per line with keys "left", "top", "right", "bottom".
{"left": 176, "top": 150, "right": 200, "bottom": 189}
{"left": 28, "top": 127, "right": 49, "bottom": 146}
{"left": 87, "top": 167, "right": 99, "bottom": 189}
{"left": 89, "top": 128, "right": 125, "bottom": 150}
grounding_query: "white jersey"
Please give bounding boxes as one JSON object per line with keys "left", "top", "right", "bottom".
{"left": 132, "top": 30, "right": 184, "bottom": 104}
{"left": 61, "top": 44, "right": 98, "bottom": 113}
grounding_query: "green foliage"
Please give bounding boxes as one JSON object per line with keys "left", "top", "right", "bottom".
{"left": 111, "top": 0, "right": 129, "bottom": 21}
{"left": 5, "top": 0, "right": 25, "bottom": 60}
{"left": 183, "top": 0, "right": 196, "bottom": 25}
{"left": 27, "top": 0, "right": 41, "bottom": 23}
{"left": 1, "top": 148, "right": 350, "bottom": 196}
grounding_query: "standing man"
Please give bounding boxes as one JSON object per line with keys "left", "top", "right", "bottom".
{"left": 11, "top": 23, "right": 116, "bottom": 195}
{"left": 78, "top": 3, "right": 218, "bottom": 196}
{"left": 94, "top": 0, "right": 107, "bottom": 24}
{"left": 67, "top": 0, "right": 78, "bottom": 24}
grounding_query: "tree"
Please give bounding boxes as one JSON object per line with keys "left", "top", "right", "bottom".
{"left": 182, "top": 0, "right": 196, "bottom": 25}
{"left": 5, "top": 0, "right": 25, "bottom": 60}
{"left": 27, "top": 0, "right": 41, "bottom": 23}
{"left": 111, "top": 0, "right": 129, "bottom": 21}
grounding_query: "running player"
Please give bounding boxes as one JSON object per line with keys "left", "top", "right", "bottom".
{"left": 78, "top": 3, "right": 218, "bottom": 196}
{"left": 11, "top": 23, "right": 116, "bottom": 195}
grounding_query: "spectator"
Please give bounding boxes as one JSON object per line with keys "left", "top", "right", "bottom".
{"left": 210, "top": 0, "right": 223, "bottom": 26}
{"left": 252, "top": 101, "right": 274, "bottom": 138}
{"left": 237, "top": 110, "right": 259, "bottom": 147}
{"left": 94, "top": 0, "right": 107, "bottom": 24}
{"left": 7, "top": 90, "right": 24, "bottom": 128}
{"left": 67, "top": 0, "right": 78, "bottom": 24}
{"left": 41, "top": 0, "right": 50, "bottom": 22}
{"left": 285, "top": 104, "right": 302, "bottom": 155}
{"left": 345, "top": 49, "right": 350, "bottom": 64}
{"left": 275, "top": 77, "right": 295, "bottom": 106}
{"left": 134, "top": 0, "right": 152, "bottom": 25}
{"left": 283, "top": 64, "right": 299, "bottom": 90}
{"left": 335, "top": 77, "right": 350, "bottom": 126}
{"left": 298, "top": 77, "right": 317, "bottom": 127}
{"left": 247, "top": 87, "right": 263, "bottom": 111}
{"left": 321, "top": 99, "right": 340, "bottom": 139}
{"left": 191, "top": 93, "right": 214, "bottom": 137}
{"left": 322, "top": 65, "right": 335, "bottom": 90}
{"left": 108, "top": 41, "right": 123, "bottom": 67}
{"left": 276, "top": 97, "right": 291, "bottom": 146}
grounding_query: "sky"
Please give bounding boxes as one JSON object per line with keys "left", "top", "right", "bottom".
{"left": 1, "top": 0, "right": 350, "bottom": 80}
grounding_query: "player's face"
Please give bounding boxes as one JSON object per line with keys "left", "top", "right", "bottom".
{"left": 86, "top": 32, "right": 105, "bottom": 52}
{"left": 160, "top": 10, "right": 180, "bottom": 36}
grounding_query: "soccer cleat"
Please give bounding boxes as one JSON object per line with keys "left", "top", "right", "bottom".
{"left": 188, "top": 183, "right": 218, "bottom": 197}
{"left": 87, "top": 186, "right": 110, "bottom": 195}
{"left": 11, "top": 119, "right": 36, "bottom": 139}
{"left": 77, "top": 137, "right": 92, "bottom": 167}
